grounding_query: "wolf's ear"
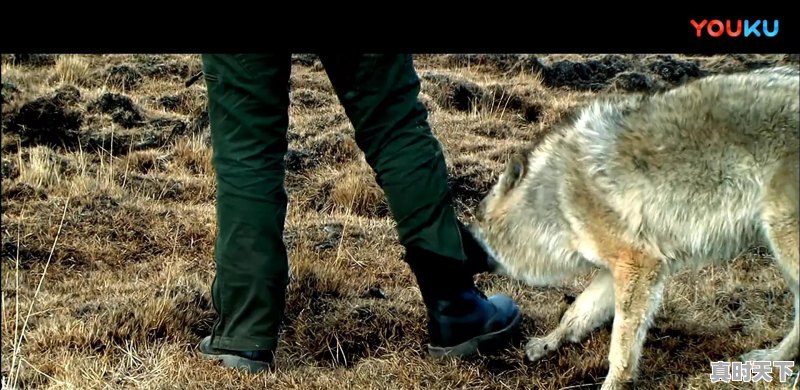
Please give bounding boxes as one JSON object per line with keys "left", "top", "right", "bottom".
{"left": 500, "top": 153, "right": 526, "bottom": 193}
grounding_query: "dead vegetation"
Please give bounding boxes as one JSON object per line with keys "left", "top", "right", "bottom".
{"left": 2, "top": 53, "right": 799, "bottom": 389}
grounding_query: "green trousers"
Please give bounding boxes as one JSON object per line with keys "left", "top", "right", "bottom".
{"left": 203, "top": 54, "right": 470, "bottom": 351}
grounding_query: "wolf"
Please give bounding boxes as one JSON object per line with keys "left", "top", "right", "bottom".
{"left": 467, "top": 66, "right": 800, "bottom": 389}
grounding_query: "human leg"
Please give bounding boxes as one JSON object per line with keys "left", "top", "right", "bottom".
{"left": 198, "top": 53, "right": 293, "bottom": 371}
{"left": 318, "top": 53, "right": 521, "bottom": 356}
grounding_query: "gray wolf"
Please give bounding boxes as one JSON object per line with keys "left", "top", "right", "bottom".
{"left": 468, "top": 66, "right": 800, "bottom": 389}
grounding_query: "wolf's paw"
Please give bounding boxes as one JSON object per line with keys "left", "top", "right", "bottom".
{"left": 600, "top": 378, "right": 633, "bottom": 390}
{"left": 525, "top": 336, "right": 558, "bottom": 362}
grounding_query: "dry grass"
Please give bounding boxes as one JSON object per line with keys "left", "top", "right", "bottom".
{"left": 2, "top": 53, "right": 799, "bottom": 389}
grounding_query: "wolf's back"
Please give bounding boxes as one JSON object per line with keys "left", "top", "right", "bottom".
{"left": 579, "top": 67, "right": 800, "bottom": 181}
{"left": 563, "top": 67, "right": 799, "bottom": 262}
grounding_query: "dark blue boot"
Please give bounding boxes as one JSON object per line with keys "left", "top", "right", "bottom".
{"left": 406, "top": 237, "right": 522, "bottom": 358}
{"left": 425, "top": 286, "right": 522, "bottom": 357}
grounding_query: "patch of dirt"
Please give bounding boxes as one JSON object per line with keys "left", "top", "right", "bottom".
{"left": 1, "top": 81, "right": 20, "bottom": 104}
{"left": 307, "top": 222, "right": 367, "bottom": 251}
{"left": 291, "top": 88, "right": 336, "bottom": 109}
{"left": 158, "top": 95, "right": 182, "bottom": 111}
{"left": 421, "top": 74, "right": 543, "bottom": 121}
{"left": 422, "top": 72, "right": 485, "bottom": 112}
{"left": 134, "top": 55, "right": 191, "bottom": 80}
{"left": 33, "top": 288, "right": 214, "bottom": 357}
{"left": 152, "top": 88, "right": 206, "bottom": 115}
{"left": 437, "top": 54, "right": 708, "bottom": 92}
{"left": 292, "top": 54, "right": 321, "bottom": 67}
{"left": 483, "top": 84, "right": 545, "bottom": 122}
{"left": 53, "top": 85, "right": 82, "bottom": 105}
{"left": 540, "top": 55, "right": 631, "bottom": 90}
{"left": 289, "top": 73, "right": 336, "bottom": 94}
{"left": 1, "top": 182, "right": 47, "bottom": 202}
{"left": 7, "top": 54, "right": 56, "bottom": 67}
{"left": 105, "top": 64, "right": 143, "bottom": 90}
{"left": 284, "top": 149, "right": 316, "bottom": 172}
{"left": 309, "top": 133, "right": 361, "bottom": 165}
{"left": 60, "top": 116, "right": 184, "bottom": 157}
{"left": 467, "top": 118, "right": 516, "bottom": 139}
{"left": 286, "top": 132, "right": 362, "bottom": 174}
{"left": 120, "top": 173, "right": 214, "bottom": 203}
{"left": 124, "top": 151, "right": 171, "bottom": 175}
{"left": 1, "top": 235, "right": 52, "bottom": 266}
{"left": 87, "top": 93, "right": 146, "bottom": 129}
{"left": 641, "top": 325, "right": 748, "bottom": 379}
{"left": 281, "top": 267, "right": 419, "bottom": 368}
{"left": 1, "top": 159, "right": 20, "bottom": 180}
{"left": 188, "top": 109, "right": 209, "bottom": 134}
{"left": 2, "top": 193, "right": 215, "bottom": 269}
{"left": 648, "top": 55, "right": 705, "bottom": 85}
{"left": 611, "top": 71, "right": 658, "bottom": 92}
{"left": 445, "top": 54, "right": 544, "bottom": 73}
{"left": 307, "top": 303, "right": 417, "bottom": 367}
{"left": 444, "top": 54, "right": 534, "bottom": 73}
{"left": 7, "top": 90, "right": 84, "bottom": 149}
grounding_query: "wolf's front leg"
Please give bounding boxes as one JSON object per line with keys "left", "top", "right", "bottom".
{"left": 526, "top": 270, "right": 615, "bottom": 362}
{"left": 601, "top": 258, "right": 666, "bottom": 390}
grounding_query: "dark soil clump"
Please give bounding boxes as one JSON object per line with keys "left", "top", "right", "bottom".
{"left": 1, "top": 82, "right": 20, "bottom": 104}
{"left": 1, "top": 236, "right": 52, "bottom": 268}
{"left": 2, "top": 183, "right": 48, "bottom": 202}
{"left": 446, "top": 54, "right": 524, "bottom": 72}
{"left": 445, "top": 54, "right": 546, "bottom": 75}
{"left": 612, "top": 72, "right": 657, "bottom": 92}
{"left": 291, "top": 88, "right": 335, "bottom": 109}
{"left": 8, "top": 94, "right": 83, "bottom": 148}
{"left": 422, "top": 73, "right": 486, "bottom": 112}
{"left": 284, "top": 149, "right": 317, "bottom": 172}
{"left": 309, "top": 133, "right": 361, "bottom": 165}
{"left": 106, "top": 64, "right": 143, "bottom": 90}
{"left": 468, "top": 119, "right": 514, "bottom": 139}
{"left": 134, "top": 55, "right": 192, "bottom": 80}
{"left": 648, "top": 55, "right": 704, "bottom": 84}
{"left": 1, "top": 160, "right": 19, "bottom": 180}
{"left": 88, "top": 93, "right": 146, "bottom": 128}
{"left": 292, "top": 54, "right": 320, "bottom": 67}
{"left": 7, "top": 54, "right": 56, "bottom": 67}
{"left": 53, "top": 85, "right": 82, "bottom": 105}
{"left": 158, "top": 95, "right": 181, "bottom": 111}
{"left": 540, "top": 55, "right": 630, "bottom": 90}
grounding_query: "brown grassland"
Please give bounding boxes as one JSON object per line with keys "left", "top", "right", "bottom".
{"left": 2, "top": 53, "right": 799, "bottom": 389}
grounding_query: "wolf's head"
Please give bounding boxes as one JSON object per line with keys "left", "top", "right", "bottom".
{"left": 467, "top": 150, "right": 531, "bottom": 276}
{"left": 475, "top": 151, "right": 528, "bottom": 226}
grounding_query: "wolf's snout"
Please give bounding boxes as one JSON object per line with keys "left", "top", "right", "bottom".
{"left": 461, "top": 221, "right": 501, "bottom": 274}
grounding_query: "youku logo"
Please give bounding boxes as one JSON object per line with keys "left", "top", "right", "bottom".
{"left": 691, "top": 19, "right": 779, "bottom": 38}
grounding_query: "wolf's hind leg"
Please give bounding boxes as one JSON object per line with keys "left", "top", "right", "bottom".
{"left": 741, "top": 165, "right": 799, "bottom": 363}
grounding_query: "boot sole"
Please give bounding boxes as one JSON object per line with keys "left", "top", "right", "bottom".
{"left": 426, "top": 310, "right": 523, "bottom": 358}
{"left": 198, "top": 347, "right": 274, "bottom": 374}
